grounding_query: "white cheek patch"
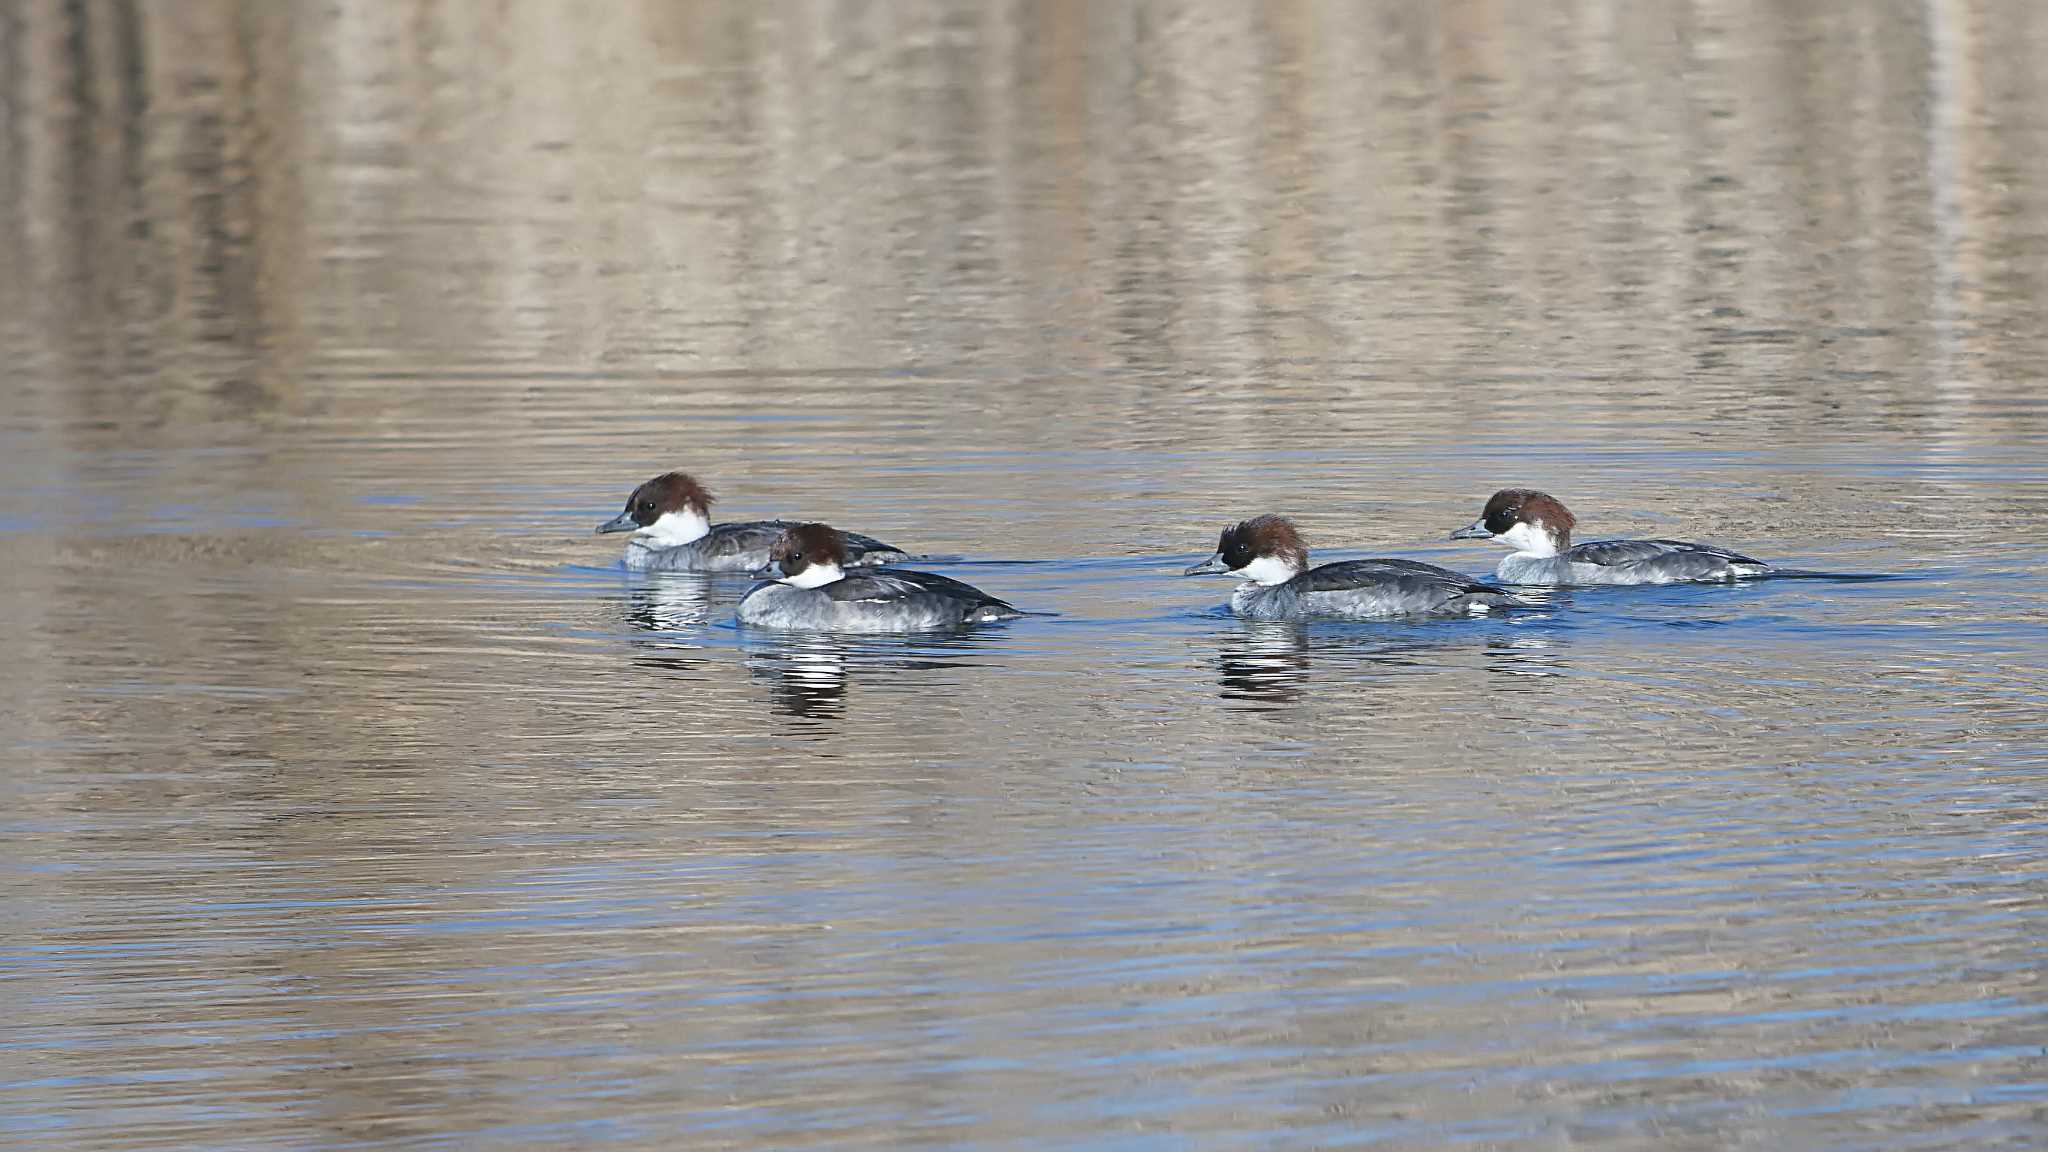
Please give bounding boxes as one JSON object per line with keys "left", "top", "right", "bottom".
{"left": 638, "top": 508, "right": 710, "bottom": 547}
{"left": 1498, "top": 520, "right": 1559, "bottom": 557}
{"left": 1238, "top": 555, "right": 1299, "bottom": 586}
{"left": 781, "top": 562, "right": 844, "bottom": 589}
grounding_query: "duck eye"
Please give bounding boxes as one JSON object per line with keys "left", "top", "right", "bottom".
{"left": 638, "top": 501, "right": 655, "bottom": 513}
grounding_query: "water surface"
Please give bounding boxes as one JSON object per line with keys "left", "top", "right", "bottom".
{"left": 3, "top": 2, "right": 2046, "bottom": 1148}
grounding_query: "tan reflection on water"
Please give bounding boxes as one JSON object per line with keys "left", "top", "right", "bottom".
{"left": 3, "top": 1, "right": 2046, "bottom": 1148}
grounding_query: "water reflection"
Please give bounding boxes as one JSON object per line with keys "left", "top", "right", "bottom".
{"left": 738, "top": 630, "right": 1006, "bottom": 726}
{"left": 622, "top": 571, "right": 723, "bottom": 631}
{"left": 1216, "top": 621, "right": 1313, "bottom": 706}
{"left": 1482, "top": 633, "right": 1570, "bottom": 679}
{"left": 5, "top": 0, "right": 2048, "bottom": 1148}
{"left": 617, "top": 572, "right": 726, "bottom": 681}
{"left": 1213, "top": 608, "right": 1573, "bottom": 707}
{"left": 744, "top": 634, "right": 851, "bottom": 723}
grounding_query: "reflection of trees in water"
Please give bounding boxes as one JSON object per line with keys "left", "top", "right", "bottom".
{"left": 12, "top": 1, "right": 310, "bottom": 429}
{"left": 11, "top": 0, "right": 2041, "bottom": 458}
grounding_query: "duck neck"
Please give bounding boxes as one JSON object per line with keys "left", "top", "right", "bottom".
{"left": 782, "top": 562, "right": 845, "bottom": 590}
{"left": 1501, "top": 520, "right": 1563, "bottom": 558}
{"left": 1239, "top": 555, "right": 1301, "bottom": 586}
{"left": 637, "top": 507, "right": 710, "bottom": 548}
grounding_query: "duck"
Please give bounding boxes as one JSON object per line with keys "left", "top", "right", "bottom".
{"left": 596, "top": 472, "right": 910, "bottom": 573}
{"left": 1186, "top": 514, "right": 1512, "bottom": 619}
{"left": 738, "top": 523, "right": 1023, "bottom": 632}
{"left": 1451, "top": 489, "right": 1771, "bottom": 584}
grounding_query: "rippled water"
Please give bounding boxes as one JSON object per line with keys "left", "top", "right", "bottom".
{"left": 4, "top": 2, "right": 2046, "bottom": 1148}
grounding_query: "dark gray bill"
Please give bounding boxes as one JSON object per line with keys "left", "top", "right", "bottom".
{"left": 596, "top": 511, "right": 640, "bottom": 535}
{"left": 1183, "top": 553, "right": 1230, "bottom": 576}
{"left": 1449, "top": 520, "right": 1493, "bottom": 541}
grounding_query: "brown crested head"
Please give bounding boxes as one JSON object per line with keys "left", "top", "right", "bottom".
{"left": 1480, "top": 488, "right": 1576, "bottom": 545}
{"left": 620, "top": 472, "right": 714, "bottom": 527}
{"left": 1217, "top": 513, "right": 1310, "bottom": 573}
{"left": 770, "top": 522, "right": 849, "bottom": 580}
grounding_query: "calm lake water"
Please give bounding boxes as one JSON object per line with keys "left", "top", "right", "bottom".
{"left": 4, "top": 2, "right": 2046, "bottom": 1148}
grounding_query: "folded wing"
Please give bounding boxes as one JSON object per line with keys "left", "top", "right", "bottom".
{"left": 701, "top": 520, "right": 790, "bottom": 563}
{"left": 823, "top": 569, "right": 1015, "bottom": 613}
{"left": 1304, "top": 558, "right": 1504, "bottom": 598}
{"left": 1569, "top": 538, "right": 1767, "bottom": 581}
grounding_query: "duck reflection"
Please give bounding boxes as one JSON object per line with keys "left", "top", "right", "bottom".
{"left": 1482, "top": 633, "right": 1569, "bottom": 678}
{"left": 1217, "top": 621, "right": 1313, "bottom": 705}
{"left": 1211, "top": 607, "right": 1573, "bottom": 706}
{"left": 623, "top": 572, "right": 721, "bottom": 631}
{"left": 620, "top": 573, "right": 727, "bottom": 676}
{"left": 745, "top": 634, "right": 850, "bottom": 721}
{"left": 739, "top": 631, "right": 1003, "bottom": 724}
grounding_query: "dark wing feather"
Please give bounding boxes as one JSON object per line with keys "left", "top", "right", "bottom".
{"left": 819, "top": 571, "right": 922, "bottom": 601}
{"left": 1303, "top": 559, "right": 1504, "bottom": 596}
{"left": 823, "top": 568, "right": 1013, "bottom": 610}
{"left": 714, "top": 519, "right": 905, "bottom": 565}
{"left": 1568, "top": 538, "right": 1764, "bottom": 566}
{"left": 1567, "top": 538, "right": 1767, "bottom": 582}
{"left": 840, "top": 528, "right": 909, "bottom": 562}
{"left": 707, "top": 520, "right": 906, "bottom": 565}
{"left": 700, "top": 520, "right": 792, "bottom": 561}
